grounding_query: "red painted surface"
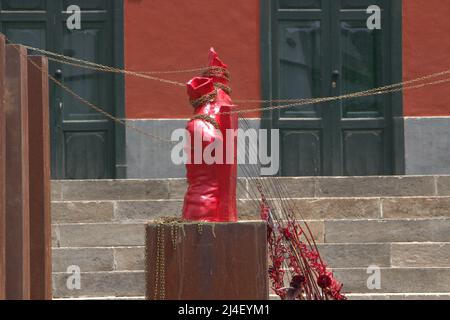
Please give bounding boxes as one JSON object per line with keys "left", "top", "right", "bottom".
{"left": 403, "top": 0, "right": 450, "bottom": 116}
{"left": 124, "top": 0, "right": 261, "bottom": 119}
{"left": 183, "top": 77, "right": 238, "bottom": 222}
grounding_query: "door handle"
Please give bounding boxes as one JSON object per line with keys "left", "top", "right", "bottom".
{"left": 54, "top": 101, "right": 63, "bottom": 129}
{"left": 55, "top": 69, "right": 63, "bottom": 79}
{"left": 331, "top": 69, "right": 340, "bottom": 88}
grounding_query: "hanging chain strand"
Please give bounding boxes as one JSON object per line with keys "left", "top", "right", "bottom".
{"left": 25, "top": 45, "right": 207, "bottom": 78}
{"left": 153, "top": 224, "right": 166, "bottom": 300}
{"left": 153, "top": 224, "right": 161, "bottom": 300}
{"left": 23, "top": 42, "right": 450, "bottom": 106}
{"left": 171, "top": 224, "right": 179, "bottom": 250}
{"left": 6, "top": 39, "right": 450, "bottom": 145}
{"left": 7, "top": 41, "right": 176, "bottom": 144}
{"left": 159, "top": 225, "right": 166, "bottom": 300}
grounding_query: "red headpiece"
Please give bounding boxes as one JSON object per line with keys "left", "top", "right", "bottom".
{"left": 203, "top": 48, "right": 231, "bottom": 94}
{"left": 186, "top": 77, "right": 216, "bottom": 108}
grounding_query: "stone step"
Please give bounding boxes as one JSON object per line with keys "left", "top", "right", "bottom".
{"left": 53, "top": 247, "right": 145, "bottom": 272}
{"left": 334, "top": 268, "right": 450, "bottom": 294}
{"left": 52, "top": 271, "right": 145, "bottom": 298}
{"left": 270, "top": 293, "right": 450, "bottom": 300}
{"left": 52, "top": 223, "right": 146, "bottom": 248}
{"left": 56, "top": 293, "right": 450, "bottom": 300}
{"left": 52, "top": 220, "right": 324, "bottom": 248}
{"left": 324, "top": 218, "right": 450, "bottom": 243}
{"left": 52, "top": 175, "right": 450, "bottom": 201}
{"left": 51, "top": 268, "right": 450, "bottom": 298}
{"left": 51, "top": 196, "right": 450, "bottom": 223}
{"left": 345, "top": 293, "right": 450, "bottom": 300}
{"left": 51, "top": 243, "right": 450, "bottom": 274}
{"left": 55, "top": 296, "right": 146, "bottom": 300}
{"left": 52, "top": 179, "right": 245, "bottom": 201}
{"left": 52, "top": 218, "right": 450, "bottom": 248}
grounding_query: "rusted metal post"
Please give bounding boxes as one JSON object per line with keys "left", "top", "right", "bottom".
{"left": 28, "top": 56, "right": 51, "bottom": 300}
{"left": 4, "top": 44, "right": 30, "bottom": 300}
{"left": 146, "top": 221, "right": 268, "bottom": 300}
{"left": 0, "top": 34, "right": 6, "bottom": 300}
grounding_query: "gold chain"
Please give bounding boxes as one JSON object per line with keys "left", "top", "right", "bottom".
{"left": 153, "top": 224, "right": 166, "bottom": 300}
{"left": 26, "top": 45, "right": 208, "bottom": 74}
{"left": 18, "top": 41, "right": 450, "bottom": 107}
{"left": 21, "top": 48, "right": 450, "bottom": 142}
{"left": 33, "top": 45, "right": 450, "bottom": 118}
{"left": 214, "top": 82, "right": 233, "bottom": 95}
{"left": 197, "top": 223, "right": 204, "bottom": 235}
{"left": 170, "top": 223, "right": 179, "bottom": 250}
{"left": 190, "top": 114, "right": 220, "bottom": 130}
{"left": 8, "top": 42, "right": 176, "bottom": 144}
{"left": 153, "top": 224, "right": 161, "bottom": 300}
{"left": 159, "top": 226, "right": 166, "bottom": 300}
{"left": 6, "top": 39, "right": 450, "bottom": 146}
{"left": 45, "top": 55, "right": 186, "bottom": 87}
{"left": 190, "top": 90, "right": 218, "bottom": 108}
{"left": 22, "top": 42, "right": 450, "bottom": 107}
{"left": 202, "top": 66, "right": 231, "bottom": 81}
{"left": 224, "top": 77, "right": 450, "bottom": 115}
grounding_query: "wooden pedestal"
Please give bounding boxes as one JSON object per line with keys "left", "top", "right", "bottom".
{"left": 146, "top": 221, "right": 268, "bottom": 300}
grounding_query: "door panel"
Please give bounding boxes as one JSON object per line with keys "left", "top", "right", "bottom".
{"left": 61, "top": 28, "right": 111, "bottom": 119}
{"left": 281, "top": 130, "right": 322, "bottom": 176}
{"left": 341, "top": 0, "right": 380, "bottom": 10}
{"left": 274, "top": 0, "right": 332, "bottom": 176}
{"left": 1, "top": 22, "right": 46, "bottom": 49}
{"left": 54, "top": 1, "right": 115, "bottom": 179}
{"left": 279, "top": 0, "right": 321, "bottom": 10}
{"left": 332, "top": 0, "right": 391, "bottom": 175}
{"left": 340, "top": 20, "right": 384, "bottom": 118}
{"left": 343, "top": 130, "right": 383, "bottom": 176}
{"left": 58, "top": 22, "right": 114, "bottom": 179}
{"left": 1, "top": 0, "right": 46, "bottom": 10}
{"left": 62, "top": 0, "right": 108, "bottom": 11}
{"left": 278, "top": 21, "right": 322, "bottom": 119}
{"left": 270, "top": 0, "right": 395, "bottom": 176}
{"left": 0, "top": 0, "right": 122, "bottom": 179}
{"left": 65, "top": 130, "right": 108, "bottom": 179}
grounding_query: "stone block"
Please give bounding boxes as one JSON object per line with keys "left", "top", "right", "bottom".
{"left": 57, "top": 223, "right": 145, "bottom": 247}
{"left": 52, "top": 201, "right": 114, "bottom": 223}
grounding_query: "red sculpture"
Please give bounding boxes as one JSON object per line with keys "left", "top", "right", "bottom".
{"left": 180, "top": 49, "right": 346, "bottom": 300}
{"left": 182, "top": 49, "right": 238, "bottom": 222}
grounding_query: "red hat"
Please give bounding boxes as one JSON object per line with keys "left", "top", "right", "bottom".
{"left": 208, "top": 47, "right": 227, "bottom": 70}
{"left": 186, "top": 77, "right": 215, "bottom": 101}
{"left": 204, "top": 48, "right": 231, "bottom": 95}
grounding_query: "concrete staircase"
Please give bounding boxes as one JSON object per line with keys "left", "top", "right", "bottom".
{"left": 51, "top": 176, "right": 450, "bottom": 300}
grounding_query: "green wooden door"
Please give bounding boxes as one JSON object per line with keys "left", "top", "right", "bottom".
{"left": 0, "top": 0, "right": 125, "bottom": 179}
{"left": 264, "top": 0, "right": 402, "bottom": 176}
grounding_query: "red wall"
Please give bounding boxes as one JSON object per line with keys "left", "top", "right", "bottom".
{"left": 403, "top": 0, "right": 450, "bottom": 116}
{"left": 124, "top": 0, "right": 261, "bottom": 119}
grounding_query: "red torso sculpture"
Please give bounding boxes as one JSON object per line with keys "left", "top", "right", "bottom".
{"left": 180, "top": 49, "right": 346, "bottom": 300}
{"left": 182, "top": 49, "right": 237, "bottom": 222}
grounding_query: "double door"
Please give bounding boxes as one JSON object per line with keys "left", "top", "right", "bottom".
{"left": 268, "top": 0, "right": 401, "bottom": 176}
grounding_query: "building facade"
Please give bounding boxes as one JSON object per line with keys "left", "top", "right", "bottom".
{"left": 1, "top": 0, "right": 449, "bottom": 179}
